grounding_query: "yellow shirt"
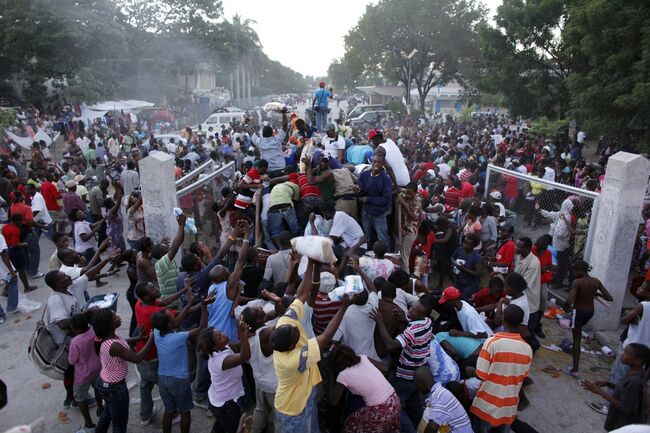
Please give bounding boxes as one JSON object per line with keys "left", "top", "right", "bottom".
{"left": 273, "top": 299, "right": 322, "bottom": 415}
{"left": 530, "top": 180, "right": 546, "bottom": 196}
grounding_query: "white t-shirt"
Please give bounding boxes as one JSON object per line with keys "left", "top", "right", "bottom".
{"left": 516, "top": 165, "right": 528, "bottom": 175}
{"left": 31, "top": 192, "right": 52, "bottom": 224}
{"left": 437, "top": 163, "right": 451, "bottom": 179}
{"left": 60, "top": 264, "right": 83, "bottom": 280}
{"left": 508, "top": 295, "right": 530, "bottom": 326}
{"left": 0, "top": 234, "right": 10, "bottom": 280}
{"left": 457, "top": 301, "right": 493, "bottom": 337}
{"left": 74, "top": 221, "right": 96, "bottom": 254}
{"left": 577, "top": 131, "right": 586, "bottom": 144}
{"left": 333, "top": 292, "right": 380, "bottom": 361}
{"left": 543, "top": 167, "right": 556, "bottom": 182}
{"left": 329, "top": 211, "right": 367, "bottom": 249}
{"left": 322, "top": 135, "right": 346, "bottom": 160}
{"left": 379, "top": 139, "right": 409, "bottom": 186}
{"left": 45, "top": 275, "right": 88, "bottom": 326}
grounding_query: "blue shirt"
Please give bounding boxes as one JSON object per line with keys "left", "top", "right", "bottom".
{"left": 451, "top": 247, "right": 481, "bottom": 289}
{"left": 251, "top": 130, "right": 287, "bottom": 172}
{"left": 346, "top": 145, "right": 374, "bottom": 165}
{"left": 207, "top": 281, "right": 238, "bottom": 342}
{"left": 154, "top": 330, "right": 190, "bottom": 379}
{"left": 313, "top": 88, "right": 331, "bottom": 107}
{"left": 358, "top": 169, "right": 393, "bottom": 216}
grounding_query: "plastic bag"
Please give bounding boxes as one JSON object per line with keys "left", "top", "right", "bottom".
{"left": 173, "top": 208, "right": 197, "bottom": 234}
{"left": 291, "top": 236, "right": 336, "bottom": 264}
{"left": 263, "top": 102, "right": 285, "bottom": 112}
{"left": 18, "top": 293, "right": 42, "bottom": 314}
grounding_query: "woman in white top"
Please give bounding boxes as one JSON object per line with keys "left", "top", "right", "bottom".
{"left": 198, "top": 319, "right": 251, "bottom": 433}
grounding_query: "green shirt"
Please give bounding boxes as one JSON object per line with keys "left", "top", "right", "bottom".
{"left": 155, "top": 255, "right": 180, "bottom": 308}
{"left": 269, "top": 182, "right": 300, "bottom": 208}
{"left": 315, "top": 168, "right": 335, "bottom": 201}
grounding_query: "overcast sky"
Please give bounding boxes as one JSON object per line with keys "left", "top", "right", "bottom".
{"left": 221, "top": 0, "right": 503, "bottom": 77}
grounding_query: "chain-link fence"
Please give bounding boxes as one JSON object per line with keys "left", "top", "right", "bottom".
{"left": 484, "top": 164, "right": 600, "bottom": 293}
{"left": 176, "top": 161, "right": 235, "bottom": 254}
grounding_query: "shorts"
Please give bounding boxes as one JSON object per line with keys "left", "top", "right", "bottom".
{"left": 571, "top": 309, "right": 594, "bottom": 329}
{"left": 73, "top": 380, "right": 97, "bottom": 402}
{"left": 158, "top": 375, "right": 194, "bottom": 413}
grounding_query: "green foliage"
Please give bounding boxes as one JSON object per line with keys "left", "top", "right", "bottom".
{"left": 385, "top": 101, "right": 407, "bottom": 114}
{"left": 564, "top": 0, "right": 650, "bottom": 143}
{"left": 0, "top": 108, "right": 17, "bottom": 128}
{"left": 457, "top": 107, "right": 474, "bottom": 123}
{"left": 343, "top": 0, "right": 484, "bottom": 110}
{"left": 528, "top": 117, "right": 569, "bottom": 136}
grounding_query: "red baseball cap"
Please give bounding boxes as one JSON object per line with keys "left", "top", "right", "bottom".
{"left": 368, "top": 129, "right": 384, "bottom": 140}
{"left": 439, "top": 286, "right": 461, "bottom": 304}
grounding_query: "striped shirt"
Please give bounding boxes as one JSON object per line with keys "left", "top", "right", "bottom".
{"left": 234, "top": 167, "right": 261, "bottom": 209}
{"left": 470, "top": 332, "right": 532, "bottom": 427}
{"left": 312, "top": 293, "right": 342, "bottom": 335}
{"left": 99, "top": 337, "right": 129, "bottom": 383}
{"left": 395, "top": 317, "right": 433, "bottom": 380}
{"left": 423, "top": 383, "right": 473, "bottom": 433}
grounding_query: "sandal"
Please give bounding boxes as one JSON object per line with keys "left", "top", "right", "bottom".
{"left": 588, "top": 402, "right": 608, "bottom": 415}
{"left": 542, "top": 365, "right": 561, "bottom": 377}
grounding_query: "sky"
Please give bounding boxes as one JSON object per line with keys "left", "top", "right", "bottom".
{"left": 221, "top": 0, "right": 503, "bottom": 77}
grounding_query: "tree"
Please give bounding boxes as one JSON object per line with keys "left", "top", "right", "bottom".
{"left": 327, "top": 58, "right": 356, "bottom": 91}
{"left": 474, "top": 0, "right": 570, "bottom": 118}
{"left": 0, "top": 0, "right": 129, "bottom": 102}
{"left": 564, "top": 0, "right": 650, "bottom": 146}
{"left": 343, "top": 0, "right": 484, "bottom": 111}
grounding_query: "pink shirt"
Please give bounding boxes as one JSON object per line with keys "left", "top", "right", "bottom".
{"left": 99, "top": 337, "right": 129, "bottom": 383}
{"left": 68, "top": 328, "right": 101, "bottom": 385}
{"left": 336, "top": 355, "right": 394, "bottom": 406}
{"left": 207, "top": 348, "right": 245, "bottom": 407}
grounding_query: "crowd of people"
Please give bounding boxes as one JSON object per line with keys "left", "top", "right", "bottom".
{"left": 0, "top": 89, "right": 649, "bottom": 433}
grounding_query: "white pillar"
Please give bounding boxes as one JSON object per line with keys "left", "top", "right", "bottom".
{"left": 140, "top": 152, "right": 177, "bottom": 244}
{"left": 588, "top": 151, "right": 650, "bottom": 330}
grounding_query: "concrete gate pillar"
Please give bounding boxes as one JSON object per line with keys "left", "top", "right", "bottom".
{"left": 139, "top": 152, "right": 177, "bottom": 244}
{"left": 588, "top": 151, "right": 650, "bottom": 330}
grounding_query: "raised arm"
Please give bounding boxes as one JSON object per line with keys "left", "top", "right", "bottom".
{"left": 222, "top": 318, "right": 252, "bottom": 369}
{"left": 166, "top": 214, "right": 187, "bottom": 261}
{"left": 369, "top": 308, "right": 403, "bottom": 352}
{"left": 226, "top": 220, "right": 250, "bottom": 303}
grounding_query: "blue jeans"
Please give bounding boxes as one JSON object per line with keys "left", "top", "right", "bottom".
{"left": 275, "top": 386, "right": 319, "bottom": 433}
{"left": 315, "top": 107, "right": 328, "bottom": 132}
{"left": 26, "top": 231, "right": 40, "bottom": 277}
{"left": 96, "top": 380, "right": 129, "bottom": 433}
{"left": 136, "top": 359, "right": 159, "bottom": 421}
{"left": 362, "top": 211, "right": 391, "bottom": 250}
{"left": 267, "top": 207, "right": 299, "bottom": 240}
{"left": 0, "top": 276, "right": 19, "bottom": 318}
{"left": 472, "top": 416, "right": 511, "bottom": 433}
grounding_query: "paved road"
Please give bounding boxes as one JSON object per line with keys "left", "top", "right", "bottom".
{"left": 0, "top": 232, "right": 616, "bottom": 433}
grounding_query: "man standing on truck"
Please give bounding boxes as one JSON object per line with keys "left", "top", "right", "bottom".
{"left": 312, "top": 81, "right": 333, "bottom": 132}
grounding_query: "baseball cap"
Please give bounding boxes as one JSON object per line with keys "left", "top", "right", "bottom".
{"left": 368, "top": 129, "right": 383, "bottom": 140}
{"left": 65, "top": 180, "right": 77, "bottom": 189}
{"left": 438, "top": 286, "right": 461, "bottom": 304}
{"left": 319, "top": 272, "right": 337, "bottom": 294}
{"left": 73, "top": 174, "right": 86, "bottom": 183}
{"left": 489, "top": 191, "right": 502, "bottom": 200}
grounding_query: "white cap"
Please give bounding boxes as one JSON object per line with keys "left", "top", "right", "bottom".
{"left": 489, "top": 191, "right": 502, "bottom": 200}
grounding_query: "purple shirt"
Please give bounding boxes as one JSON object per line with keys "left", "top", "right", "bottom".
{"left": 62, "top": 191, "right": 86, "bottom": 217}
{"left": 68, "top": 328, "right": 101, "bottom": 384}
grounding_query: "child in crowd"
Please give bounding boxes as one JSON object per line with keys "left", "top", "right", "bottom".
{"left": 472, "top": 276, "right": 507, "bottom": 326}
{"left": 582, "top": 343, "right": 650, "bottom": 431}
{"left": 68, "top": 313, "right": 103, "bottom": 433}
{"left": 451, "top": 234, "right": 483, "bottom": 299}
{"left": 564, "top": 260, "right": 613, "bottom": 375}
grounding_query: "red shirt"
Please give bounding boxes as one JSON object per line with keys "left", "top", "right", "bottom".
{"left": 1, "top": 224, "right": 22, "bottom": 247}
{"left": 473, "top": 287, "right": 506, "bottom": 309}
{"left": 444, "top": 187, "right": 461, "bottom": 209}
{"left": 504, "top": 175, "right": 519, "bottom": 199}
{"left": 496, "top": 239, "right": 516, "bottom": 272}
{"left": 313, "top": 293, "right": 342, "bottom": 335}
{"left": 9, "top": 203, "right": 34, "bottom": 225}
{"left": 461, "top": 182, "right": 475, "bottom": 198}
{"left": 41, "top": 181, "right": 62, "bottom": 211}
{"left": 297, "top": 173, "right": 321, "bottom": 198}
{"left": 135, "top": 300, "right": 177, "bottom": 360}
{"left": 532, "top": 246, "right": 554, "bottom": 284}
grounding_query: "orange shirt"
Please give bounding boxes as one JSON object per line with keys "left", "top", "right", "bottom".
{"left": 470, "top": 332, "right": 532, "bottom": 426}
{"left": 10, "top": 203, "right": 34, "bottom": 225}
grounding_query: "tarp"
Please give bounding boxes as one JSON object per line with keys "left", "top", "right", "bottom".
{"left": 86, "top": 100, "right": 155, "bottom": 111}
{"left": 3, "top": 129, "right": 60, "bottom": 149}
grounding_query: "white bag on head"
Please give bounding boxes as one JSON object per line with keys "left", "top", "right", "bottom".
{"left": 291, "top": 235, "right": 337, "bottom": 264}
